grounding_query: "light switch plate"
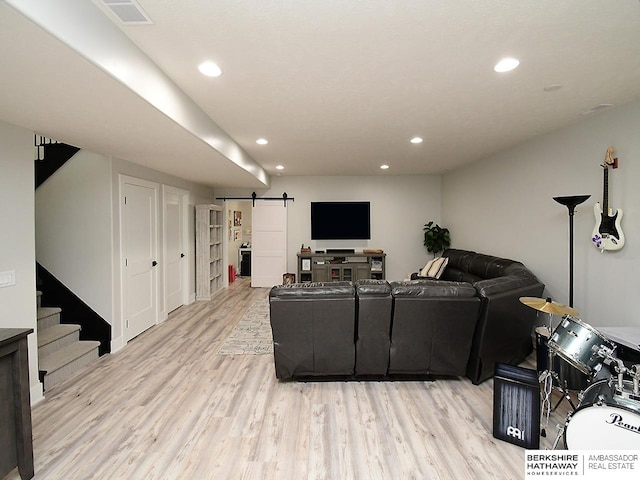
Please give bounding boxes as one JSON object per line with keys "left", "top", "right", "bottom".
{"left": 0, "top": 270, "right": 16, "bottom": 287}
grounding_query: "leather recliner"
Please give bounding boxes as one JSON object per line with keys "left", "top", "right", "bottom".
{"left": 388, "top": 280, "right": 480, "bottom": 376}
{"left": 269, "top": 281, "right": 355, "bottom": 379}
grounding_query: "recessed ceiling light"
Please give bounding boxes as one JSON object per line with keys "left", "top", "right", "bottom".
{"left": 578, "top": 104, "right": 613, "bottom": 116}
{"left": 380, "top": 164, "right": 390, "bottom": 170}
{"left": 275, "top": 165, "right": 284, "bottom": 170}
{"left": 410, "top": 137, "right": 423, "bottom": 144}
{"left": 198, "top": 61, "right": 222, "bottom": 77}
{"left": 256, "top": 138, "right": 268, "bottom": 145}
{"left": 494, "top": 58, "right": 520, "bottom": 73}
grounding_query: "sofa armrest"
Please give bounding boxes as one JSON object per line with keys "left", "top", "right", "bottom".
{"left": 466, "top": 281, "right": 545, "bottom": 384}
{"left": 355, "top": 280, "right": 392, "bottom": 375}
{"left": 473, "top": 274, "right": 539, "bottom": 297}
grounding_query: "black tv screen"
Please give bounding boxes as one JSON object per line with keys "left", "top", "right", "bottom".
{"left": 311, "top": 202, "right": 371, "bottom": 240}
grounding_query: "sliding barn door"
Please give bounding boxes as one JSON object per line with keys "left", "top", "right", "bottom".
{"left": 251, "top": 200, "right": 288, "bottom": 288}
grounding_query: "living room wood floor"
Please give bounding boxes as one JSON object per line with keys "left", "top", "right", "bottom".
{"left": 17, "top": 277, "right": 570, "bottom": 480}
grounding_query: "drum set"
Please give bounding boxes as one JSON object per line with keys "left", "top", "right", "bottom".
{"left": 520, "top": 296, "right": 640, "bottom": 450}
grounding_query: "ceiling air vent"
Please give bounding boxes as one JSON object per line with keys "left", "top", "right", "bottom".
{"left": 101, "top": 0, "right": 153, "bottom": 25}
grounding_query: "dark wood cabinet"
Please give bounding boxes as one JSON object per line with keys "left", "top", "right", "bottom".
{"left": 0, "top": 328, "right": 34, "bottom": 480}
{"left": 297, "top": 252, "right": 386, "bottom": 283}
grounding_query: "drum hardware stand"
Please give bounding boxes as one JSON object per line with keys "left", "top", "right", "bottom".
{"left": 608, "top": 355, "right": 640, "bottom": 400}
{"left": 517, "top": 297, "right": 583, "bottom": 443}
{"left": 608, "top": 352, "right": 627, "bottom": 394}
{"left": 539, "top": 345, "right": 577, "bottom": 439}
{"left": 632, "top": 365, "right": 640, "bottom": 398}
{"left": 550, "top": 419, "right": 567, "bottom": 450}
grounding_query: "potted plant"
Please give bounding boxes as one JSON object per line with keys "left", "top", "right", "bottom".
{"left": 423, "top": 221, "right": 451, "bottom": 257}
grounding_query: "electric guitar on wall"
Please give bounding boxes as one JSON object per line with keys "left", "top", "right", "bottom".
{"left": 592, "top": 146, "right": 624, "bottom": 251}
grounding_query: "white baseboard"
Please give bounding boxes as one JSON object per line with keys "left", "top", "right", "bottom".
{"left": 111, "top": 335, "right": 125, "bottom": 353}
{"left": 31, "top": 382, "right": 44, "bottom": 406}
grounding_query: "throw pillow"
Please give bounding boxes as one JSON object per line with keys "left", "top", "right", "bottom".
{"left": 420, "top": 256, "right": 449, "bottom": 279}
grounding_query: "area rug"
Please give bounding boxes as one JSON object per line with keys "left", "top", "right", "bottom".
{"left": 217, "top": 298, "right": 273, "bottom": 355}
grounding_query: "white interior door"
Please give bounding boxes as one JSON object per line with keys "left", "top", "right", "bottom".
{"left": 251, "top": 200, "right": 288, "bottom": 288}
{"left": 123, "top": 179, "right": 158, "bottom": 341}
{"left": 164, "top": 187, "right": 186, "bottom": 313}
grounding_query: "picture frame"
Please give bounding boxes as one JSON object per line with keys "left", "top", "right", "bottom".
{"left": 234, "top": 229, "right": 241, "bottom": 241}
{"left": 301, "top": 258, "right": 311, "bottom": 271}
{"left": 234, "top": 210, "right": 242, "bottom": 226}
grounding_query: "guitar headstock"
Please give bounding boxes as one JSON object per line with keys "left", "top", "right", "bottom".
{"left": 602, "top": 146, "right": 618, "bottom": 169}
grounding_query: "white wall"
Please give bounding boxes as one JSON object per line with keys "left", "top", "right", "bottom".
{"left": 0, "top": 120, "right": 42, "bottom": 404}
{"left": 442, "top": 99, "right": 640, "bottom": 329}
{"left": 36, "top": 150, "right": 113, "bottom": 321}
{"left": 217, "top": 174, "right": 441, "bottom": 281}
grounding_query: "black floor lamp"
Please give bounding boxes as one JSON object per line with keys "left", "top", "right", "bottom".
{"left": 553, "top": 195, "right": 590, "bottom": 307}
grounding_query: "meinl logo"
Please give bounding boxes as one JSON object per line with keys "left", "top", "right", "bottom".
{"left": 507, "top": 425, "right": 524, "bottom": 441}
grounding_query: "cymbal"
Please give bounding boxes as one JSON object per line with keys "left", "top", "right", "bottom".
{"left": 519, "top": 296, "right": 580, "bottom": 317}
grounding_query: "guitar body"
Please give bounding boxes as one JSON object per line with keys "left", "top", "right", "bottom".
{"left": 592, "top": 202, "right": 624, "bottom": 251}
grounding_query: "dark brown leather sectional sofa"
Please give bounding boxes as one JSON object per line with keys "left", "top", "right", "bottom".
{"left": 269, "top": 249, "right": 544, "bottom": 384}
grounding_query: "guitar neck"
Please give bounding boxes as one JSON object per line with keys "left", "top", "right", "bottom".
{"left": 602, "top": 166, "right": 609, "bottom": 214}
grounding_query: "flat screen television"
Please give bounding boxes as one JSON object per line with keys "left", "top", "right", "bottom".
{"left": 311, "top": 201, "right": 371, "bottom": 240}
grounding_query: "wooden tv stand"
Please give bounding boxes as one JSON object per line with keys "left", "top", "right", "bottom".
{"left": 297, "top": 252, "right": 385, "bottom": 283}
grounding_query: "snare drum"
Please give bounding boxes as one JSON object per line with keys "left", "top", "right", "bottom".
{"left": 547, "top": 316, "right": 614, "bottom": 376}
{"left": 565, "top": 379, "right": 640, "bottom": 450}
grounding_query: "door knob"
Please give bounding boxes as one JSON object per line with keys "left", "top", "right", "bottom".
{"left": 152, "top": 260, "right": 158, "bottom": 267}
{"left": 180, "top": 253, "right": 185, "bottom": 258}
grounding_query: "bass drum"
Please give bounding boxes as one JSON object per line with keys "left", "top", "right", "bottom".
{"left": 565, "top": 379, "right": 640, "bottom": 450}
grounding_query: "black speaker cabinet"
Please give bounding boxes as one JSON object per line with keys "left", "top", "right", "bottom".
{"left": 493, "top": 363, "right": 540, "bottom": 449}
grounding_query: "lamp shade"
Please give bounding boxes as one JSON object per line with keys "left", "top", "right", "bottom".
{"left": 553, "top": 195, "right": 590, "bottom": 209}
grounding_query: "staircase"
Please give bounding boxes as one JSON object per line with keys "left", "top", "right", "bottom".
{"left": 34, "top": 140, "right": 108, "bottom": 390}
{"left": 37, "top": 291, "right": 100, "bottom": 391}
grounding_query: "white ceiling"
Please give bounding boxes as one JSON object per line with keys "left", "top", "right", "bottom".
{"left": 1, "top": 0, "right": 640, "bottom": 188}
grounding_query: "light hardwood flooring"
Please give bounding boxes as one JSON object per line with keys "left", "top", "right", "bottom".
{"left": 14, "top": 277, "right": 571, "bottom": 479}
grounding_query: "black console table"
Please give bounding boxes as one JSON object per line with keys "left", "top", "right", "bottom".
{"left": 0, "top": 328, "right": 34, "bottom": 480}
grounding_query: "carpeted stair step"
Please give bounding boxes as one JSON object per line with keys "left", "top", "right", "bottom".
{"left": 37, "top": 306, "right": 62, "bottom": 330}
{"left": 38, "top": 323, "right": 81, "bottom": 358}
{"left": 40, "top": 340, "right": 101, "bottom": 390}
